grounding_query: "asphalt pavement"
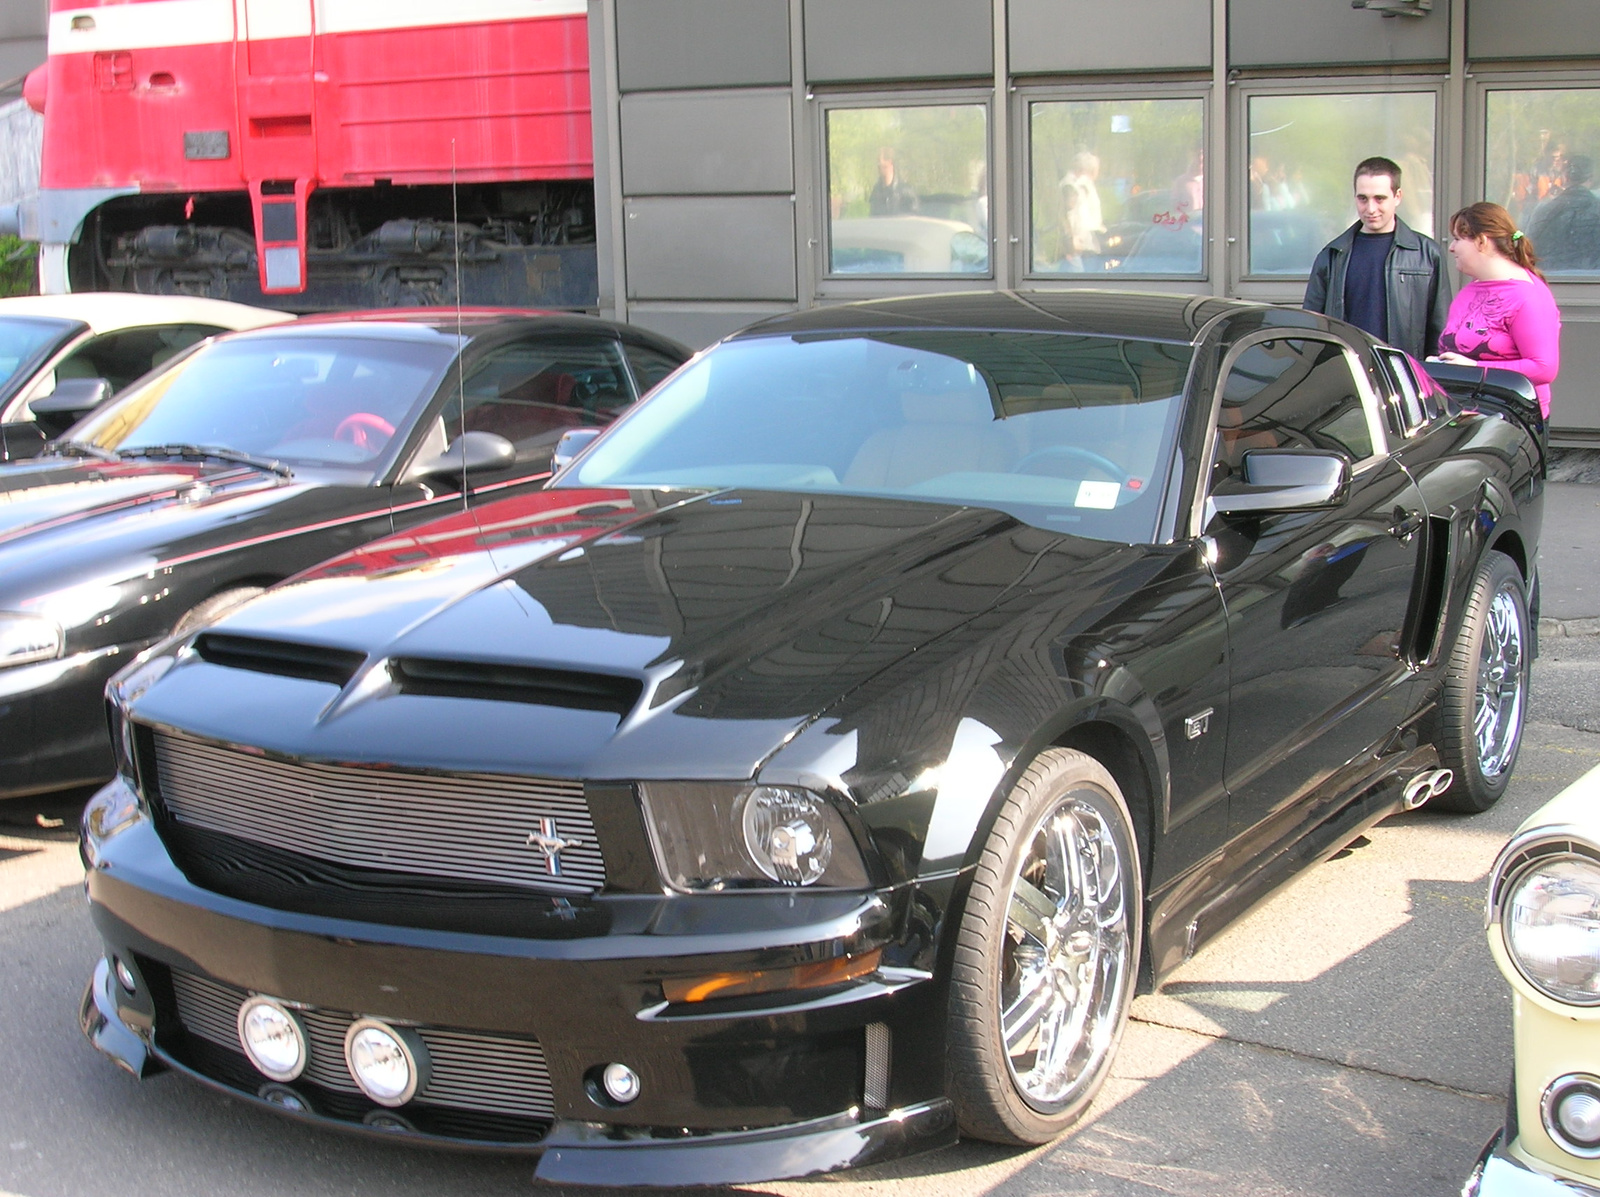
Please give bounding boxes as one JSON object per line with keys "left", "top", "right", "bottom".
{"left": 1, "top": 465, "right": 1597, "bottom": 1197}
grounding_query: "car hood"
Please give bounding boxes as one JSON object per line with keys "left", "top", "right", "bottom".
{"left": 0, "top": 455, "right": 302, "bottom": 602}
{"left": 129, "top": 486, "right": 1152, "bottom": 780}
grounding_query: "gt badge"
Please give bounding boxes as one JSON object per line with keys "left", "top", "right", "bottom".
{"left": 1184, "top": 708, "right": 1214, "bottom": 740}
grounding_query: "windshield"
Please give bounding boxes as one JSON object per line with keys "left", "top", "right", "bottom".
{"left": 69, "top": 333, "right": 459, "bottom": 473}
{"left": 565, "top": 331, "right": 1193, "bottom": 542}
{"left": 0, "top": 316, "right": 78, "bottom": 394}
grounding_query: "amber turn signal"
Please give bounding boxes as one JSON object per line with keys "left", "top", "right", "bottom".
{"left": 662, "top": 949, "right": 882, "bottom": 1004}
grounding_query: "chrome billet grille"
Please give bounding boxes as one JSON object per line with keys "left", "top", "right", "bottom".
{"left": 170, "top": 970, "right": 556, "bottom": 1118}
{"left": 151, "top": 731, "right": 604, "bottom": 894}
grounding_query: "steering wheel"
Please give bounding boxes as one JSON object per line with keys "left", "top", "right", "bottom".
{"left": 333, "top": 412, "right": 396, "bottom": 453}
{"left": 1014, "top": 445, "right": 1131, "bottom": 483}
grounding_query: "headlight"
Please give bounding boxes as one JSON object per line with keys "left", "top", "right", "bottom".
{"left": 0, "top": 612, "right": 62, "bottom": 668}
{"left": 1502, "top": 854, "right": 1600, "bottom": 1005}
{"left": 80, "top": 779, "right": 145, "bottom": 868}
{"left": 640, "top": 783, "right": 871, "bottom": 892}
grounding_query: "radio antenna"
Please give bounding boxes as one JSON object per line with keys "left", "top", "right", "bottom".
{"left": 451, "top": 138, "right": 467, "bottom": 513}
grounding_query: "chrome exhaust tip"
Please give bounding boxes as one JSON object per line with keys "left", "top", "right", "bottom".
{"left": 1403, "top": 767, "right": 1455, "bottom": 809}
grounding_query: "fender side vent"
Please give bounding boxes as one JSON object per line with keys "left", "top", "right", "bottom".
{"left": 193, "top": 633, "right": 366, "bottom": 687}
{"left": 1405, "top": 516, "right": 1453, "bottom": 665}
{"left": 393, "top": 657, "right": 642, "bottom": 716}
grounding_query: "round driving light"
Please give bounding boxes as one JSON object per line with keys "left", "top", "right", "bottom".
{"left": 1503, "top": 855, "right": 1600, "bottom": 1005}
{"left": 742, "top": 786, "right": 834, "bottom": 886}
{"left": 1543, "top": 1075, "right": 1600, "bottom": 1157}
{"left": 113, "top": 957, "right": 137, "bottom": 994}
{"left": 602, "top": 1062, "right": 641, "bottom": 1104}
{"left": 236, "top": 997, "right": 307, "bottom": 1082}
{"left": 343, "top": 1018, "right": 427, "bottom": 1107}
{"left": 362, "top": 1109, "right": 418, "bottom": 1133}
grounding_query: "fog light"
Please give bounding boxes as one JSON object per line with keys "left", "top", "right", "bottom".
{"left": 602, "top": 1062, "right": 641, "bottom": 1104}
{"left": 237, "top": 997, "right": 307, "bottom": 1082}
{"left": 113, "top": 957, "right": 137, "bottom": 994}
{"left": 344, "top": 1018, "right": 427, "bottom": 1107}
{"left": 362, "top": 1109, "right": 417, "bottom": 1133}
{"left": 1543, "top": 1075, "right": 1600, "bottom": 1156}
{"left": 256, "top": 1082, "right": 310, "bottom": 1113}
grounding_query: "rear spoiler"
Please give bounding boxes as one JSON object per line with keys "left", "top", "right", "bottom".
{"left": 1420, "top": 361, "right": 1547, "bottom": 475}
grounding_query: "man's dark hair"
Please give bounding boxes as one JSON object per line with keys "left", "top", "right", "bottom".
{"left": 1353, "top": 156, "right": 1403, "bottom": 192}
{"left": 1567, "top": 154, "right": 1595, "bottom": 187}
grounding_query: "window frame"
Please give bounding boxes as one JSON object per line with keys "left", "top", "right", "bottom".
{"left": 1014, "top": 81, "right": 1212, "bottom": 285}
{"left": 1228, "top": 77, "right": 1446, "bottom": 303}
{"left": 813, "top": 87, "right": 996, "bottom": 296}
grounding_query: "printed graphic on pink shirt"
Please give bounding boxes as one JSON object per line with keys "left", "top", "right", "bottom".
{"left": 1439, "top": 288, "right": 1522, "bottom": 361}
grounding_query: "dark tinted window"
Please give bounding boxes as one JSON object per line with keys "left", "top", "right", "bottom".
{"left": 447, "top": 338, "right": 633, "bottom": 457}
{"left": 623, "top": 342, "right": 683, "bottom": 395}
{"left": 55, "top": 323, "right": 223, "bottom": 391}
{"left": 1376, "top": 349, "right": 1427, "bottom": 436}
{"left": 1216, "top": 338, "right": 1373, "bottom": 477}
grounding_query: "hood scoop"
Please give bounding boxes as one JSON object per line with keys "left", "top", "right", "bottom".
{"left": 194, "top": 633, "right": 367, "bottom": 688}
{"left": 391, "top": 657, "right": 642, "bottom": 717}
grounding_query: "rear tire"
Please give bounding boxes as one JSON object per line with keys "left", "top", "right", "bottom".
{"left": 172, "top": 586, "right": 265, "bottom": 637}
{"left": 1430, "top": 551, "right": 1529, "bottom": 813}
{"left": 946, "top": 749, "right": 1141, "bottom": 1145}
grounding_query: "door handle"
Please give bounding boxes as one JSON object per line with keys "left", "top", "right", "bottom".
{"left": 1389, "top": 507, "right": 1423, "bottom": 541}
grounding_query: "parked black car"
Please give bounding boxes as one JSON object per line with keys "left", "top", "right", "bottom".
{"left": 80, "top": 291, "right": 1543, "bottom": 1184}
{"left": 0, "top": 309, "right": 688, "bottom": 800}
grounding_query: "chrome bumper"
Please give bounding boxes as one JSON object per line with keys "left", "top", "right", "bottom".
{"left": 1465, "top": 1131, "right": 1600, "bottom": 1197}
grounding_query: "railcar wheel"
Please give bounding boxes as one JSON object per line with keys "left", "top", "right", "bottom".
{"left": 947, "top": 749, "right": 1141, "bottom": 1145}
{"left": 1430, "top": 551, "right": 1529, "bottom": 813}
{"left": 172, "top": 586, "right": 266, "bottom": 637}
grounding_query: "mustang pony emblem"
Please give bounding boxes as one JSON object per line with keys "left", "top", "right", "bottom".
{"left": 527, "top": 818, "right": 580, "bottom": 876}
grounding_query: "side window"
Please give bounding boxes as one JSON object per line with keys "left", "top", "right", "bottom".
{"left": 450, "top": 337, "right": 633, "bottom": 458}
{"left": 1215, "top": 338, "right": 1374, "bottom": 479}
{"left": 55, "top": 324, "right": 223, "bottom": 392}
{"left": 1376, "top": 349, "right": 1428, "bottom": 436}
{"left": 623, "top": 342, "right": 682, "bottom": 396}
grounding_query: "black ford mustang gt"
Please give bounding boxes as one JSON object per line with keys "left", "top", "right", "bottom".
{"left": 79, "top": 291, "right": 1543, "bottom": 1184}
{"left": 0, "top": 309, "right": 687, "bottom": 800}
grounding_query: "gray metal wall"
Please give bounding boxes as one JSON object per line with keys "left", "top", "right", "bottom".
{"left": 593, "top": 0, "right": 1600, "bottom": 443}
{"left": 0, "top": 0, "right": 45, "bottom": 88}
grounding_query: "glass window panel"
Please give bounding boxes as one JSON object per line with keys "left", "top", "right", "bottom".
{"left": 1218, "top": 338, "right": 1373, "bottom": 472}
{"left": 826, "top": 104, "right": 989, "bottom": 276}
{"left": 1029, "top": 98, "right": 1205, "bottom": 276}
{"left": 1247, "top": 93, "right": 1436, "bottom": 277}
{"left": 1486, "top": 89, "right": 1600, "bottom": 276}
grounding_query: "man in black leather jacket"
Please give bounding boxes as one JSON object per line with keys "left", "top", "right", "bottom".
{"left": 1304, "top": 156, "right": 1452, "bottom": 361}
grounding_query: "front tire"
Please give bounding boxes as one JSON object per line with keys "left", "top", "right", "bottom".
{"left": 1431, "top": 551, "right": 1529, "bottom": 813}
{"left": 947, "top": 749, "right": 1142, "bottom": 1145}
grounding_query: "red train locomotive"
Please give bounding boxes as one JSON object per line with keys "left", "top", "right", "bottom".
{"left": 15, "top": 0, "right": 596, "bottom": 309}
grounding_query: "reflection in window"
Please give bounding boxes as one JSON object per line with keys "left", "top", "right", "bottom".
{"left": 1247, "top": 93, "right": 1435, "bottom": 276}
{"left": 1029, "top": 98, "right": 1205, "bottom": 276}
{"left": 1219, "top": 339, "right": 1373, "bottom": 472}
{"left": 1487, "top": 90, "right": 1600, "bottom": 275}
{"left": 826, "top": 105, "right": 989, "bottom": 275}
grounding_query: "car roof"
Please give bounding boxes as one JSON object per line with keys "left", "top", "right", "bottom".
{"left": 732, "top": 289, "right": 1261, "bottom": 345}
{"left": 290, "top": 307, "right": 680, "bottom": 346}
{"left": 0, "top": 292, "right": 293, "bottom": 333}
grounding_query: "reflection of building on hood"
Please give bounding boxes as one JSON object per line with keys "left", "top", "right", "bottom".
{"left": 1060, "top": 152, "right": 1104, "bottom": 255}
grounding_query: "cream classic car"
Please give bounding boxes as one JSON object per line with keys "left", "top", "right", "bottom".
{"left": 1467, "top": 763, "right": 1600, "bottom": 1196}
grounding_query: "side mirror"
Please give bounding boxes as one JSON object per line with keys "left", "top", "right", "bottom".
{"left": 31, "top": 377, "right": 113, "bottom": 437}
{"left": 552, "top": 427, "right": 601, "bottom": 472}
{"left": 1210, "top": 449, "right": 1349, "bottom": 516}
{"left": 410, "top": 430, "right": 516, "bottom": 479}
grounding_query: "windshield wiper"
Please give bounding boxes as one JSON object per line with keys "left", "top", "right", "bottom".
{"left": 118, "top": 444, "right": 293, "bottom": 478}
{"left": 44, "top": 440, "right": 119, "bottom": 462}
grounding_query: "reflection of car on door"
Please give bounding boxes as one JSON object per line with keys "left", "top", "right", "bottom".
{"left": 0, "top": 293, "right": 292, "bottom": 461}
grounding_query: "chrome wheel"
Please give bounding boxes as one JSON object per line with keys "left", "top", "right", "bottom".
{"left": 1475, "top": 581, "right": 1526, "bottom": 779}
{"left": 1000, "top": 794, "right": 1133, "bottom": 1107}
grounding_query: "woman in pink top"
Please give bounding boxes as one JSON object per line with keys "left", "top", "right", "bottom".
{"left": 1435, "top": 201, "right": 1561, "bottom": 418}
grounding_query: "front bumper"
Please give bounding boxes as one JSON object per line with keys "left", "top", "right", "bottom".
{"left": 81, "top": 801, "right": 958, "bottom": 1185}
{"left": 0, "top": 645, "right": 132, "bottom": 798}
{"left": 1465, "top": 1131, "right": 1600, "bottom": 1197}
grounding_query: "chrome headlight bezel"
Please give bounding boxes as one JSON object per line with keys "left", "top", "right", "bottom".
{"left": 0, "top": 611, "right": 63, "bottom": 669}
{"left": 639, "top": 781, "right": 872, "bottom": 893}
{"left": 1489, "top": 831, "right": 1600, "bottom": 1008}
